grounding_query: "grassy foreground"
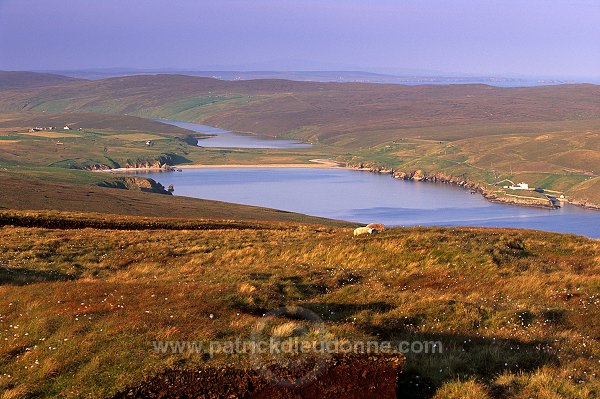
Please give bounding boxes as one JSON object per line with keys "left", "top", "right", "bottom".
{"left": 0, "top": 212, "right": 598, "bottom": 398}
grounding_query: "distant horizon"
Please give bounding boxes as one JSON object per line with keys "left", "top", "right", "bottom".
{"left": 34, "top": 67, "right": 597, "bottom": 80}
{"left": 6, "top": 62, "right": 600, "bottom": 83}
{"left": 15, "top": 64, "right": 600, "bottom": 81}
{"left": 5, "top": 68, "right": 598, "bottom": 86}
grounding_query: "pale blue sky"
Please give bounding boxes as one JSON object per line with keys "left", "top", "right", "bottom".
{"left": 0, "top": 0, "right": 598, "bottom": 78}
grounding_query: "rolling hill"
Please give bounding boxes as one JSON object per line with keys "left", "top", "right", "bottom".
{"left": 0, "top": 71, "right": 84, "bottom": 90}
{"left": 0, "top": 171, "right": 350, "bottom": 226}
{"left": 1, "top": 73, "right": 599, "bottom": 207}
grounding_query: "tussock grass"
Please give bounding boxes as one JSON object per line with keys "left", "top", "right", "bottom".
{"left": 0, "top": 214, "right": 598, "bottom": 397}
{"left": 432, "top": 378, "right": 491, "bottom": 399}
{"left": 0, "top": 209, "right": 297, "bottom": 231}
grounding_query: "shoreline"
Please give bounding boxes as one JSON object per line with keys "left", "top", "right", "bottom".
{"left": 344, "top": 164, "right": 599, "bottom": 211}
{"left": 93, "top": 161, "right": 600, "bottom": 211}
{"left": 177, "top": 163, "right": 347, "bottom": 170}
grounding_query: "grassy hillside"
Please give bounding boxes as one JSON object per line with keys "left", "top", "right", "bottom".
{"left": 0, "top": 172, "right": 350, "bottom": 226}
{"left": 1, "top": 75, "right": 599, "bottom": 206}
{"left": 335, "top": 127, "right": 600, "bottom": 207}
{"left": 0, "top": 112, "right": 336, "bottom": 171}
{"left": 0, "top": 112, "right": 191, "bottom": 137}
{"left": 0, "top": 112, "right": 199, "bottom": 169}
{"left": 0, "top": 75, "right": 598, "bottom": 143}
{"left": 0, "top": 110, "right": 351, "bottom": 227}
{"left": 0, "top": 213, "right": 598, "bottom": 398}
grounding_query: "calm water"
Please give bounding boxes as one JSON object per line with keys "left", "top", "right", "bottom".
{"left": 138, "top": 168, "right": 600, "bottom": 238}
{"left": 156, "top": 119, "right": 312, "bottom": 149}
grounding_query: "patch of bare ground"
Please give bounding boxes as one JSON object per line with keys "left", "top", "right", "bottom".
{"left": 113, "top": 354, "right": 403, "bottom": 399}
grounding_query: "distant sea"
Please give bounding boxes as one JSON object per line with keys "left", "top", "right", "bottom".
{"left": 49, "top": 69, "right": 596, "bottom": 87}
{"left": 391, "top": 80, "right": 572, "bottom": 87}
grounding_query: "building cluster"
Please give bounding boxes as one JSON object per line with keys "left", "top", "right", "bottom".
{"left": 29, "top": 125, "right": 82, "bottom": 132}
{"left": 29, "top": 126, "right": 56, "bottom": 132}
{"left": 503, "top": 182, "right": 529, "bottom": 190}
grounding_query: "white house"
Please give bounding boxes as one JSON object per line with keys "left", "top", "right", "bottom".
{"left": 509, "top": 182, "right": 529, "bottom": 190}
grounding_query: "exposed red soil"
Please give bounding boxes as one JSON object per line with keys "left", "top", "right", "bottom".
{"left": 113, "top": 353, "right": 404, "bottom": 399}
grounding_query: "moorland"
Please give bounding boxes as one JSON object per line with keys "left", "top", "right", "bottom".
{"left": 0, "top": 71, "right": 599, "bottom": 398}
{"left": 1, "top": 72, "right": 600, "bottom": 208}
{"left": 1, "top": 211, "right": 598, "bottom": 398}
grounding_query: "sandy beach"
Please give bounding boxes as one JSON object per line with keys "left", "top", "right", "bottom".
{"left": 177, "top": 159, "right": 346, "bottom": 169}
{"left": 98, "top": 159, "right": 347, "bottom": 172}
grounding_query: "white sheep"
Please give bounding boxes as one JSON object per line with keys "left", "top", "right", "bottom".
{"left": 353, "top": 227, "right": 373, "bottom": 236}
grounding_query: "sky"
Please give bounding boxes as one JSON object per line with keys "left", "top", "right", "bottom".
{"left": 0, "top": 0, "right": 598, "bottom": 78}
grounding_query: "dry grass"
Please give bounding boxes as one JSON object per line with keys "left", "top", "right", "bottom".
{"left": 108, "top": 133, "right": 166, "bottom": 141}
{"left": 432, "top": 379, "right": 491, "bottom": 399}
{"left": 271, "top": 322, "right": 306, "bottom": 338}
{"left": 20, "top": 132, "right": 81, "bottom": 139}
{"left": 0, "top": 212, "right": 598, "bottom": 397}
